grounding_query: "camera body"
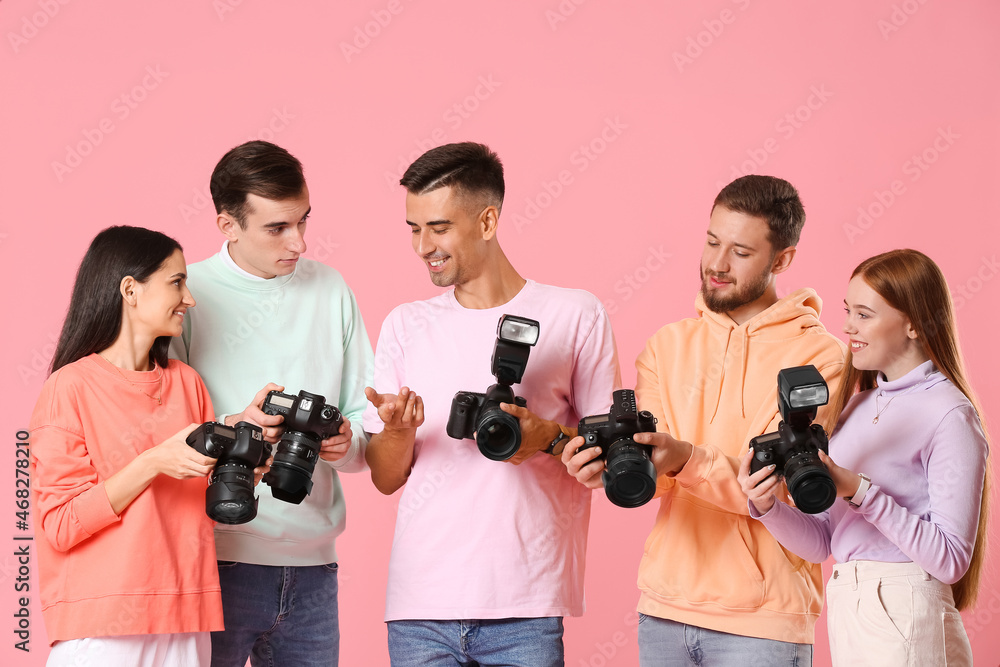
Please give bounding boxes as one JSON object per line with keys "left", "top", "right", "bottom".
{"left": 577, "top": 389, "right": 658, "bottom": 508}
{"left": 263, "top": 389, "right": 343, "bottom": 440}
{"left": 262, "top": 389, "right": 343, "bottom": 504}
{"left": 447, "top": 315, "right": 540, "bottom": 461}
{"left": 187, "top": 421, "right": 270, "bottom": 525}
{"left": 447, "top": 386, "right": 527, "bottom": 461}
{"left": 748, "top": 365, "right": 836, "bottom": 514}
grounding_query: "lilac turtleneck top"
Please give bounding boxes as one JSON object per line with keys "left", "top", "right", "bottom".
{"left": 751, "top": 360, "right": 988, "bottom": 584}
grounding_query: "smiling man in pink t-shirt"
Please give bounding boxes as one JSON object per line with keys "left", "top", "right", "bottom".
{"left": 363, "top": 142, "right": 621, "bottom": 666}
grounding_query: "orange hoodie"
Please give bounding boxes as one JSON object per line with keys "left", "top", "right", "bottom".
{"left": 634, "top": 288, "right": 846, "bottom": 644}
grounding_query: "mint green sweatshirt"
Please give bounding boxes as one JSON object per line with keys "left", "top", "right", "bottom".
{"left": 170, "top": 251, "right": 374, "bottom": 565}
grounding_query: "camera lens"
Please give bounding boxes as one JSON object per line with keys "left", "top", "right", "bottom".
{"left": 475, "top": 406, "right": 522, "bottom": 461}
{"left": 264, "top": 431, "right": 320, "bottom": 505}
{"left": 206, "top": 460, "right": 258, "bottom": 524}
{"left": 784, "top": 452, "right": 837, "bottom": 514}
{"left": 602, "top": 439, "right": 657, "bottom": 508}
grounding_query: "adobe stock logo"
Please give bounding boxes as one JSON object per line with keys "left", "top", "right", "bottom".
{"left": 17, "top": 331, "right": 59, "bottom": 385}
{"left": 7, "top": 0, "right": 72, "bottom": 54}
{"left": 511, "top": 116, "right": 627, "bottom": 233}
{"left": 51, "top": 65, "right": 170, "bottom": 183}
{"left": 602, "top": 245, "right": 672, "bottom": 316}
{"left": 715, "top": 85, "right": 833, "bottom": 188}
{"left": 383, "top": 76, "right": 502, "bottom": 191}
{"left": 545, "top": 0, "right": 587, "bottom": 31}
{"left": 178, "top": 108, "right": 296, "bottom": 223}
{"left": 213, "top": 0, "right": 246, "bottom": 21}
{"left": 842, "top": 127, "right": 959, "bottom": 244}
{"left": 951, "top": 255, "right": 999, "bottom": 312}
{"left": 672, "top": 0, "right": 752, "bottom": 73}
{"left": 877, "top": 0, "right": 930, "bottom": 40}
{"left": 339, "top": 0, "right": 412, "bottom": 63}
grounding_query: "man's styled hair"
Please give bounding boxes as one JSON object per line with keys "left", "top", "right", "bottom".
{"left": 713, "top": 175, "right": 805, "bottom": 251}
{"left": 210, "top": 141, "right": 306, "bottom": 228}
{"left": 400, "top": 142, "right": 505, "bottom": 213}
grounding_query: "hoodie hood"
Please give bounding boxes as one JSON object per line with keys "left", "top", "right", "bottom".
{"left": 695, "top": 288, "right": 828, "bottom": 421}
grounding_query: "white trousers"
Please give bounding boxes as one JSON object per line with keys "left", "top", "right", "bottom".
{"left": 827, "top": 560, "right": 972, "bottom": 667}
{"left": 46, "top": 631, "right": 211, "bottom": 667}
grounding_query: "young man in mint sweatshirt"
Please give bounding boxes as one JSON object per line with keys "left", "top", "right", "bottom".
{"left": 171, "top": 140, "right": 373, "bottom": 667}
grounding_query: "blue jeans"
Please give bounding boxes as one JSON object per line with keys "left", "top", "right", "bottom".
{"left": 210, "top": 561, "right": 339, "bottom": 667}
{"left": 387, "top": 617, "right": 564, "bottom": 667}
{"left": 638, "top": 615, "right": 812, "bottom": 666}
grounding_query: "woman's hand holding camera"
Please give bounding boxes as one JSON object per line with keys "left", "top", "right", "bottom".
{"left": 738, "top": 449, "right": 780, "bottom": 514}
{"left": 145, "top": 423, "right": 217, "bottom": 480}
{"left": 816, "top": 450, "right": 863, "bottom": 499}
{"left": 105, "top": 423, "right": 215, "bottom": 516}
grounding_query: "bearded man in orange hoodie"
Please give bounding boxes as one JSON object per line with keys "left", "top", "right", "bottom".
{"left": 565, "top": 175, "right": 847, "bottom": 666}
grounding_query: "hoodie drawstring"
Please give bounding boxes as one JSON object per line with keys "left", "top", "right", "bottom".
{"left": 709, "top": 328, "right": 733, "bottom": 424}
{"left": 740, "top": 328, "right": 749, "bottom": 418}
{"left": 700, "top": 288, "right": 828, "bottom": 426}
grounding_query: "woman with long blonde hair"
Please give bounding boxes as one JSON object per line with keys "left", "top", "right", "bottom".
{"left": 739, "top": 248, "right": 989, "bottom": 666}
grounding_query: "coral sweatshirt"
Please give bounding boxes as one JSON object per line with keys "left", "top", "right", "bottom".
{"left": 634, "top": 289, "right": 846, "bottom": 644}
{"left": 30, "top": 355, "right": 223, "bottom": 643}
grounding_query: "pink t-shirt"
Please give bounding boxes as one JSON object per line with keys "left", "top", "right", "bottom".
{"left": 364, "top": 280, "right": 621, "bottom": 620}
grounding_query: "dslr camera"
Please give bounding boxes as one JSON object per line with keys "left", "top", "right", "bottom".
{"left": 447, "top": 314, "right": 540, "bottom": 461}
{"left": 262, "top": 389, "right": 343, "bottom": 504}
{"left": 187, "top": 421, "right": 270, "bottom": 525}
{"left": 578, "top": 389, "right": 658, "bottom": 508}
{"left": 749, "top": 365, "right": 836, "bottom": 514}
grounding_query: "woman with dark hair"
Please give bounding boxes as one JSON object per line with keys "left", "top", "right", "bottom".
{"left": 738, "top": 249, "right": 989, "bottom": 666}
{"left": 31, "top": 226, "right": 224, "bottom": 666}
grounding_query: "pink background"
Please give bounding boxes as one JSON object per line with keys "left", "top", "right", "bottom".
{"left": 3, "top": 1, "right": 999, "bottom": 664}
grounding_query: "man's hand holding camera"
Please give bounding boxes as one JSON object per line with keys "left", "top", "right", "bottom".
{"left": 497, "top": 403, "right": 566, "bottom": 465}
{"left": 634, "top": 431, "right": 693, "bottom": 478}
{"left": 318, "top": 418, "right": 355, "bottom": 463}
{"left": 563, "top": 431, "right": 691, "bottom": 482}
{"left": 562, "top": 436, "right": 605, "bottom": 489}
{"left": 226, "top": 382, "right": 286, "bottom": 443}
{"left": 562, "top": 389, "right": 674, "bottom": 508}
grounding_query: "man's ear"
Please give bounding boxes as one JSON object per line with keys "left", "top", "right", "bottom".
{"left": 771, "top": 246, "right": 797, "bottom": 275}
{"left": 217, "top": 212, "right": 241, "bottom": 242}
{"left": 119, "top": 276, "right": 137, "bottom": 306}
{"left": 480, "top": 205, "right": 500, "bottom": 241}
